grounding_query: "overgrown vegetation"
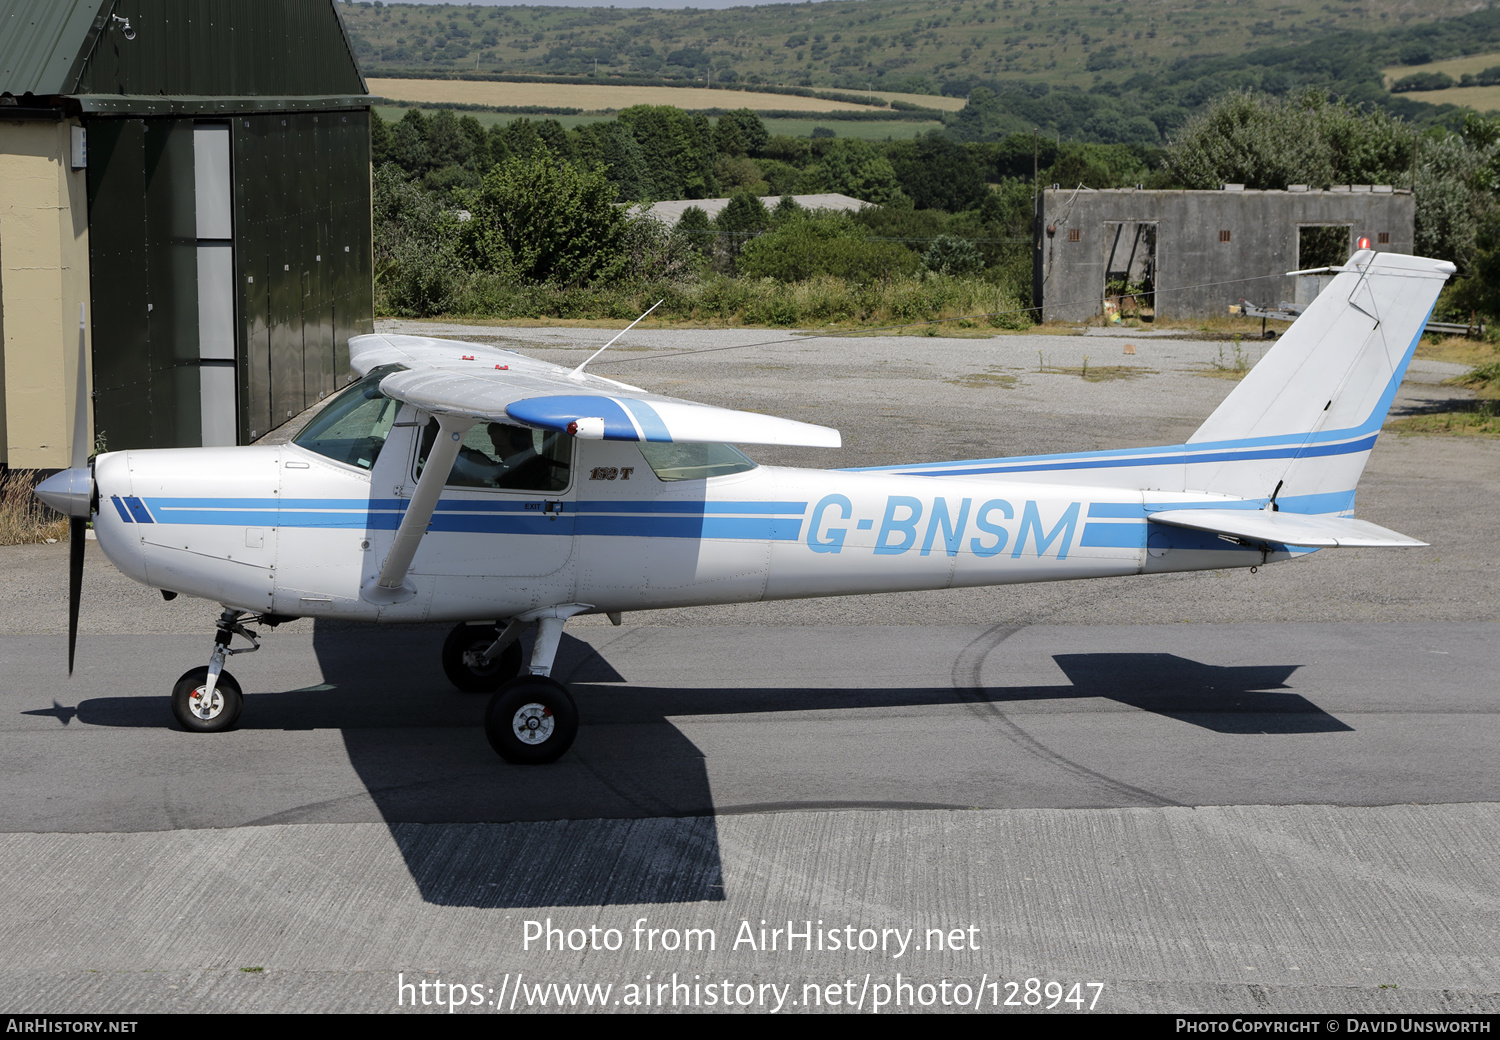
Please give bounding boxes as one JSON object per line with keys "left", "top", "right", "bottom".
{"left": 0, "top": 471, "right": 69, "bottom": 546}
{"left": 372, "top": 90, "right": 1500, "bottom": 329}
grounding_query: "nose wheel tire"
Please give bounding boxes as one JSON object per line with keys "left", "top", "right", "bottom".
{"left": 442, "top": 623, "right": 524, "bottom": 693}
{"left": 485, "top": 676, "right": 578, "bottom": 764}
{"left": 171, "top": 666, "right": 243, "bottom": 733}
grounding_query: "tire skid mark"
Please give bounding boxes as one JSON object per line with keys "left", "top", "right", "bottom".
{"left": 950, "top": 624, "right": 1181, "bottom": 808}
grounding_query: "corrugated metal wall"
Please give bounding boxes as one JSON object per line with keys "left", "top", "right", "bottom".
{"left": 234, "top": 110, "right": 371, "bottom": 443}
{"left": 76, "top": 0, "right": 362, "bottom": 98}
{"left": 86, "top": 117, "right": 202, "bottom": 452}
{"left": 87, "top": 110, "right": 371, "bottom": 448}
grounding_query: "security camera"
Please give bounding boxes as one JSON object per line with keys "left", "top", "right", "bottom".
{"left": 111, "top": 14, "right": 135, "bottom": 40}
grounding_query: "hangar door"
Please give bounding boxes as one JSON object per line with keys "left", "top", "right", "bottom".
{"left": 86, "top": 112, "right": 373, "bottom": 450}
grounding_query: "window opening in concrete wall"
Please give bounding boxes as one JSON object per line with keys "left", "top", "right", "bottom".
{"left": 1103, "top": 221, "right": 1156, "bottom": 323}
{"left": 1295, "top": 224, "right": 1351, "bottom": 307}
{"left": 1298, "top": 224, "right": 1352, "bottom": 269}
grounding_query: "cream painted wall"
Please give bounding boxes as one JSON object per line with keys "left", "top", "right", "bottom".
{"left": 0, "top": 119, "right": 91, "bottom": 471}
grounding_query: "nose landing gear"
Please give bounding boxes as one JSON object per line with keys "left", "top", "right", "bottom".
{"left": 170, "top": 608, "right": 288, "bottom": 733}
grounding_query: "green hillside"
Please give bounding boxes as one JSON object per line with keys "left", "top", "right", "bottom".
{"left": 340, "top": 0, "right": 1478, "bottom": 95}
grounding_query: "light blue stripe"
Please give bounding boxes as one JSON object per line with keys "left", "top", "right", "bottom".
{"left": 1080, "top": 522, "right": 1145, "bottom": 548}
{"left": 618, "top": 398, "right": 673, "bottom": 443}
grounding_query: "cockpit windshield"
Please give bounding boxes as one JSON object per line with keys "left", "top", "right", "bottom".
{"left": 292, "top": 365, "right": 406, "bottom": 470}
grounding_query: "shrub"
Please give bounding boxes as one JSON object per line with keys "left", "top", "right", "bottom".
{"left": 739, "top": 212, "right": 919, "bottom": 282}
{"left": 921, "top": 235, "right": 985, "bottom": 277}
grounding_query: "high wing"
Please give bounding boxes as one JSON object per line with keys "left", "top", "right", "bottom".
{"left": 349, "top": 333, "right": 841, "bottom": 448}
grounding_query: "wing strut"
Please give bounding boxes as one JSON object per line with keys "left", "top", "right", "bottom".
{"left": 361, "top": 412, "right": 469, "bottom": 605}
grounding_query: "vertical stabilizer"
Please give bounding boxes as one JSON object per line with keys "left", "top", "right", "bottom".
{"left": 1185, "top": 251, "right": 1453, "bottom": 511}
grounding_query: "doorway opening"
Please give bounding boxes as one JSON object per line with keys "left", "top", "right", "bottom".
{"left": 1102, "top": 222, "right": 1157, "bottom": 322}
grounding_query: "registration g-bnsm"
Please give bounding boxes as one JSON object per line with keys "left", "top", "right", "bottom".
{"left": 37, "top": 251, "right": 1450, "bottom": 763}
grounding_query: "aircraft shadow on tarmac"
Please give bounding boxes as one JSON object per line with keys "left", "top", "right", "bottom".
{"left": 60, "top": 628, "right": 1345, "bottom": 909}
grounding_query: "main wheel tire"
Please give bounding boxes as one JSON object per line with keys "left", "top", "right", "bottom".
{"left": 442, "top": 623, "right": 523, "bottom": 693}
{"left": 171, "top": 666, "right": 243, "bottom": 733}
{"left": 485, "top": 676, "right": 578, "bottom": 764}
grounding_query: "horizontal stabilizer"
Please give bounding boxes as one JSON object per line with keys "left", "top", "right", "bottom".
{"left": 1147, "top": 509, "right": 1426, "bottom": 548}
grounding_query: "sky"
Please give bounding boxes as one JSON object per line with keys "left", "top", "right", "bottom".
{"left": 390, "top": 0, "right": 833, "bottom": 9}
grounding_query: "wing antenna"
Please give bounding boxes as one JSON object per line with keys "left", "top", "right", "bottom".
{"left": 569, "top": 299, "right": 662, "bottom": 379}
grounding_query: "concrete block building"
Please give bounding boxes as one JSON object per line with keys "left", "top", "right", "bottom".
{"left": 0, "top": 0, "right": 374, "bottom": 470}
{"left": 1034, "top": 186, "right": 1417, "bottom": 324}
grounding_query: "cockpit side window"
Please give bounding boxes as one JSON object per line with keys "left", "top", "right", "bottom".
{"left": 291, "top": 365, "right": 406, "bottom": 471}
{"left": 415, "top": 419, "right": 572, "bottom": 492}
{"left": 636, "top": 442, "right": 757, "bottom": 481}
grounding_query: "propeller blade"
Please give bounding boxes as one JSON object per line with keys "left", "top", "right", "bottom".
{"left": 68, "top": 516, "right": 85, "bottom": 676}
{"left": 72, "top": 304, "right": 89, "bottom": 472}
{"left": 67, "top": 306, "right": 89, "bottom": 674}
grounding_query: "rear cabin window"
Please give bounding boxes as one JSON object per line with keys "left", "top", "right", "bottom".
{"left": 292, "top": 365, "right": 405, "bottom": 471}
{"left": 637, "top": 442, "right": 757, "bottom": 481}
{"left": 415, "top": 419, "right": 571, "bottom": 492}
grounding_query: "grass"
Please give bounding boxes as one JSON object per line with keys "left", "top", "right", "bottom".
{"left": 1386, "top": 400, "right": 1500, "bottom": 437}
{"left": 374, "top": 106, "right": 943, "bottom": 140}
{"left": 946, "top": 368, "right": 1019, "bottom": 389}
{"left": 1383, "top": 359, "right": 1500, "bottom": 437}
{"left": 0, "top": 471, "right": 70, "bottom": 546}
{"left": 1414, "top": 334, "right": 1500, "bottom": 367}
{"left": 1198, "top": 339, "right": 1255, "bottom": 381}
{"left": 1451, "top": 359, "right": 1500, "bottom": 398}
{"left": 760, "top": 118, "right": 944, "bottom": 141}
{"left": 1037, "top": 357, "right": 1153, "bottom": 382}
{"left": 397, "top": 272, "right": 1035, "bottom": 331}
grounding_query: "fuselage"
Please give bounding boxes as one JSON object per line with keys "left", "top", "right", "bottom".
{"left": 91, "top": 403, "right": 1293, "bottom": 623}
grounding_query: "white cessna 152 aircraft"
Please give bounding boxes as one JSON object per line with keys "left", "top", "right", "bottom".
{"left": 37, "top": 250, "right": 1451, "bottom": 763}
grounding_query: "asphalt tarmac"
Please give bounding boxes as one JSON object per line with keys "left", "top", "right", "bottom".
{"left": 1, "top": 326, "right": 1496, "bottom": 1014}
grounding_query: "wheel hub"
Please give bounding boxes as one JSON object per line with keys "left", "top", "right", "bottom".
{"left": 188, "top": 687, "right": 223, "bottom": 721}
{"left": 511, "top": 703, "right": 555, "bottom": 744}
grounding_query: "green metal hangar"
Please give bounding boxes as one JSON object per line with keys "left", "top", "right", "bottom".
{"left": 0, "top": 0, "right": 373, "bottom": 470}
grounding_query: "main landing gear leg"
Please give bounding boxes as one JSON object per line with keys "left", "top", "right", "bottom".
{"left": 483, "top": 605, "right": 590, "bottom": 764}
{"left": 442, "top": 618, "right": 525, "bottom": 692}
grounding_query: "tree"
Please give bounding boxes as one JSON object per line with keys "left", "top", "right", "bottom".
{"left": 1165, "top": 91, "right": 1411, "bottom": 190}
{"left": 888, "top": 135, "right": 986, "bottom": 211}
{"left": 372, "top": 166, "right": 465, "bottom": 317}
{"left": 805, "top": 139, "right": 906, "bottom": 206}
{"left": 617, "top": 105, "right": 720, "bottom": 199}
{"left": 714, "top": 109, "right": 770, "bottom": 157}
{"left": 459, "top": 150, "right": 627, "bottom": 286}
{"left": 673, "top": 205, "right": 714, "bottom": 258}
{"left": 572, "top": 120, "right": 657, "bottom": 202}
{"left": 715, "top": 192, "right": 771, "bottom": 236}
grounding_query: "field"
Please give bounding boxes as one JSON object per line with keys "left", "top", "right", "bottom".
{"left": 1382, "top": 50, "right": 1500, "bottom": 86}
{"left": 1381, "top": 51, "right": 1500, "bottom": 112}
{"left": 344, "top": 0, "right": 1479, "bottom": 95}
{"left": 367, "top": 78, "right": 958, "bottom": 114}
{"left": 374, "top": 105, "right": 945, "bottom": 140}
